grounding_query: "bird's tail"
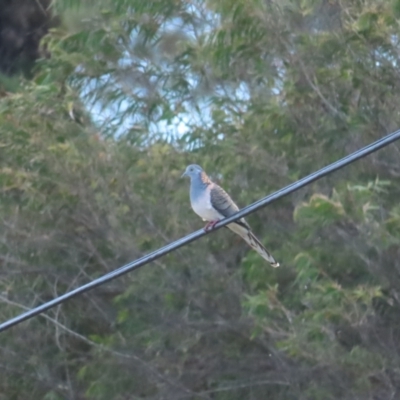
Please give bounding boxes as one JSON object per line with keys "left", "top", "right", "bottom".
{"left": 244, "top": 230, "right": 280, "bottom": 267}
{"left": 228, "top": 223, "right": 279, "bottom": 267}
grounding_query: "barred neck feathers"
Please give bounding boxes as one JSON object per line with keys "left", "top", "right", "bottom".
{"left": 190, "top": 171, "right": 211, "bottom": 203}
{"left": 200, "top": 171, "right": 211, "bottom": 185}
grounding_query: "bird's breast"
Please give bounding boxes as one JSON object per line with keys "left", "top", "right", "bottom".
{"left": 191, "top": 188, "right": 221, "bottom": 221}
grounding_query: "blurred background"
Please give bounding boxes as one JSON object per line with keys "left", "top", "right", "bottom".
{"left": 1, "top": 0, "right": 400, "bottom": 398}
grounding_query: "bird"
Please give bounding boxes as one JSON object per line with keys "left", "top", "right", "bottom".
{"left": 182, "top": 164, "right": 279, "bottom": 267}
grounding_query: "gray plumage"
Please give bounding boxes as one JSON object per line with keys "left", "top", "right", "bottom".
{"left": 182, "top": 164, "right": 279, "bottom": 267}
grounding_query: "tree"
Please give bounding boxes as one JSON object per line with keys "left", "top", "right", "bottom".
{"left": 1, "top": 0, "right": 400, "bottom": 398}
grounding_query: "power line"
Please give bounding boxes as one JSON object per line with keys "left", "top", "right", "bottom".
{"left": 1, "top": 129, "right": 400, "bottom": 333}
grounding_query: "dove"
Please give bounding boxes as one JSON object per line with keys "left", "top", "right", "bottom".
{"left": 182, "top": 164, "right": 279, "bottom": 267}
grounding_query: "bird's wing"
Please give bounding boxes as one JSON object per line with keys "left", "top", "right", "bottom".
{"left": 209, "top": 184, "right": 250, "bottom": 229}
{"left": 209, "top": 183, "right": 279, "bottom": 267}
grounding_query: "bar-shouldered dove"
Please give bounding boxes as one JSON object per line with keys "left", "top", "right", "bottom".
{"left": 182, "top": 164, "right": 279, "bottom": 267}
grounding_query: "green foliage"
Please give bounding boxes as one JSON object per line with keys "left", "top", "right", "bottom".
{"left": 294, "top": 194, "right": 345, "bottom": 226}
{"left": 1, "top": 0, "right": 400, "bottom": 399}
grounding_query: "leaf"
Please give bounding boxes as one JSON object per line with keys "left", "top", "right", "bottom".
{"left": 294, "top": 194, "right": 345, "bottom": 226}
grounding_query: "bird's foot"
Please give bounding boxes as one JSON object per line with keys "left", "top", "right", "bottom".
{"left": 204, "top": 220, "right": 218, "bottom": 231}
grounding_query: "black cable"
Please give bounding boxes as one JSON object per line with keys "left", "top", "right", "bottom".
{"left": 1, "top": 129, "right": 400, "bottom": 333}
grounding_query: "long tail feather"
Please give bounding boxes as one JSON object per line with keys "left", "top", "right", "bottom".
{"left": 244, "top": 231, "right": 280, "bottom": 267}
{"left": 227, "top": 223, "right": 280, "bottom": 267}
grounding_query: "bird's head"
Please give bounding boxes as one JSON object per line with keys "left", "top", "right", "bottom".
{"left": 181, "top": 164, "right": 203, "bottom": 179}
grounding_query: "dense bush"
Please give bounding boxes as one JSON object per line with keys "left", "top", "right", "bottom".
{"left": 1, "top": 0, "right": 400, "bottom": 398}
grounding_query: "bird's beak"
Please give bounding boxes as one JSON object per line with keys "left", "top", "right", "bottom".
{"left": 181, "top": 171, "right": 187, "bottom": 178}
